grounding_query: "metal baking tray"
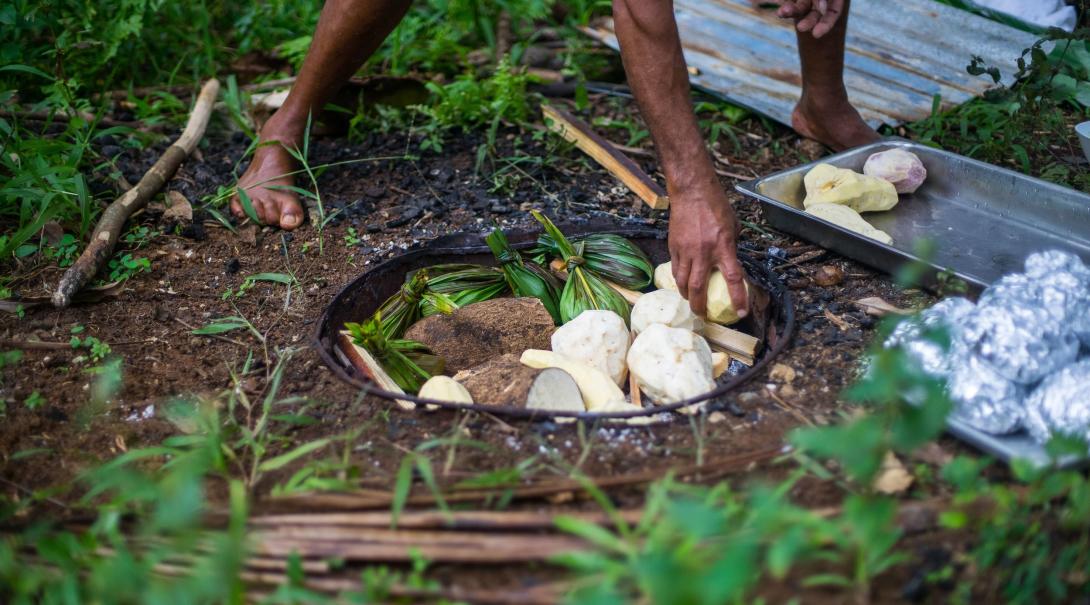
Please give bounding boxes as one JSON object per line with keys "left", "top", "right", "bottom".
{"left": 738, "top": 140, "right": 1090, "bottom": 467}
{"left": 736, "top": 139, "right": 1090, "bottom": 291}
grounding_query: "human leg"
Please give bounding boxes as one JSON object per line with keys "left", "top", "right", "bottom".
{"left": 232, "top": 0, "right": 413, "bottom": 228}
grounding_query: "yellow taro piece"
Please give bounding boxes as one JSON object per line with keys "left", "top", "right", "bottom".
{"left": 652, "top": 262, "right": 749, "bottom": 325}
{"left": 806, "top": 203, "right": 893, "bottom": 245}
{"left": 803, "top": 163, "right": 898, "bottom": 213}
{"left": 417, "top": 376, "right": 474, "bottom": 403}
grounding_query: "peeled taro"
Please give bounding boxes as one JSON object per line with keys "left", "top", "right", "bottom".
{"left": 863, "top": 149, "right": 927, "bottom": 194}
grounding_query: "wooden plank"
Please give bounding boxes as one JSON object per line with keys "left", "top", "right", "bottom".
{"left": 542, "top": 104, "right": 669, "bottom": 210}
{"left": 701, "top": 322, "right": 759, "bottom": 362}
{"left": 337, "top": 331, "right": 415, "bottom": 410}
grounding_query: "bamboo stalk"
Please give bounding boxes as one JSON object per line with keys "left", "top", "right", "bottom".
{"left": 251, "top": 532, "right": 585, "bottom": 563}
{"left": 249, "top": 508, "right": 643, "bottom": 530}
{"left": 52, "top": 79, "right": 220, "bottom": 308}
{"left": 265, "top": 445, "right": 784, "bottom": 512}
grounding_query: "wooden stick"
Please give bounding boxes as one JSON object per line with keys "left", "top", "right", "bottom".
{"left": 337, "top": 331, "right": 415, "bottom": 410}
{"left": 628, "top": 370, "right": 643, "bottom": 408}
{"left": 52, "top": 79, "right": 220, "bottom": 308}
{"left": 542, "top": 104, "right": 669, "bottom": 210}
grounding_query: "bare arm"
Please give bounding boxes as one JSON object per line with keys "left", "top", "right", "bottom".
{"left": 611, "top": 0, "right": 747, "bottom": 317}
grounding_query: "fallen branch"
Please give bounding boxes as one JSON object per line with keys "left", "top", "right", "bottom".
{"left": 52, "top": 79, "right": 219, "bottom": 308}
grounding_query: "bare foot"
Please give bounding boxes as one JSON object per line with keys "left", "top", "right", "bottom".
{"left": 791, "top": 95, "right": 881, "bottom": 152}
{"left": 231, "top": 117, "right": 306, "bottom": 230}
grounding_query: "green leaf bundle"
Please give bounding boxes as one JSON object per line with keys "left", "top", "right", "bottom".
{"left": 346, "top": 316, "right": 444, "bottom": 393}
{"left": 531, "top": 211, "right": 631, "bottom": 325}
{"left": 484, "top": 227, "right": 563, "bottom": 324}
{"left": 415, "top": 264, "right": 509, "bottom": 317}
{"left": 532, "top": 232, "right": 653, "bottom": 289}
{"left": 375, "top": 270, "right": 430, "bottom": 339}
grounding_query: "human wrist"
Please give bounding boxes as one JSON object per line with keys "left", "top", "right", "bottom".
{"left": 666, "top": 167, "right": 722, "bottom": 205}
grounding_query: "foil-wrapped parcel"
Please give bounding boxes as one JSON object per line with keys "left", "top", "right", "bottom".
{"left": 882, "top": 250, "right": 1090, "bottom": 444}
{"left": 1023, "top": 360, "right": 1090, "bottom": 445}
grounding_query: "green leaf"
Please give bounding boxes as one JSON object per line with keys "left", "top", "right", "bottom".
{"left": 1050, "top": 73, "right": 1078, "bottom": 101}
{"left": 192, "top": 317, "right": 249, "bottom": 335}
{"left": 1075, "top": 82, "right": 1090, "bottom": 108}
{"left": 235, "top": 187, "right": 262, "bottom": 224}
{"left": 257, "top": 438, "right": 332, "bottom": 472}
{"left": 390, "top": 455, "right": 415, "bottom": 529}
{"left": 204, "top": 206, "right": 238, "bottom": 234}
{"left": 245, "top": 272, "right": 294, "bottom": 285}
{"left": 0, "top": 64, "right": 52, "bottom": 79}
{"left": 554, "top": 516, "right": 631, "bottom": 555}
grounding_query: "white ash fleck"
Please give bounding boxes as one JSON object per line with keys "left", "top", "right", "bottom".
{"left": 125, "top": 404, "right": 155, "bottom": 422}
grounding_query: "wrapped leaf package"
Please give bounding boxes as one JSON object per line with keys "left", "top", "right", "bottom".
{"left": 417, "top": 264, "right": 508, "bottom": 317}
{"left": 531, "top": 211, "right": 631, "bottom": 325}
{"left": 375, "top": 270, "right": 429, "bottom": 338}
{"left": 485, "top": 227, "right": 563, "bottom": 324}
{"left": 346, "top": 316, "right": 444, "bottom": 393}
{"left": 532, "top": 232, "right": 653, "bottom": 289}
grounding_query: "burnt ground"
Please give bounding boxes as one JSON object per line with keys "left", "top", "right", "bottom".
{"left": 1, "top": 94, "right": 989, "bottom": 602}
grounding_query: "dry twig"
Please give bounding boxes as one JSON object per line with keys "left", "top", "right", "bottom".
{"left": 52, "top": 79, "right": 220, "bottom": 308}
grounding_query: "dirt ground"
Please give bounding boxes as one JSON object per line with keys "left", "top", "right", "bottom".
{"left": 1, "top": 93, "right": 977, "bottom": 602}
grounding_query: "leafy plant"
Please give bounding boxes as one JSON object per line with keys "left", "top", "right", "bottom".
{"left": 23, "top": 391, "right": 44, "bottom": 410}
{"left": 106, "top": 252, "right": 151, "bottom": 282}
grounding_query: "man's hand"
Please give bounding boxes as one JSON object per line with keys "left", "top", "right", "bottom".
{"left": 777, "top": 0, "right": 845, "bottom": 38}
{"left": 669, "top": 182, "right": 748, "bottom": 319}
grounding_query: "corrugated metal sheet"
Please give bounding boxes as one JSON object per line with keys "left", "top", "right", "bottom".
{"left": 583, "top": 0, "right": 1041, "bottom": 127}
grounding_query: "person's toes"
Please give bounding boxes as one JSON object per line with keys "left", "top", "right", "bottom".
{"left": 230, "top": 197, "right": 244, "bottom": 218}
{"left": 276, "top": 195, "right": 304, "bottom": 230}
